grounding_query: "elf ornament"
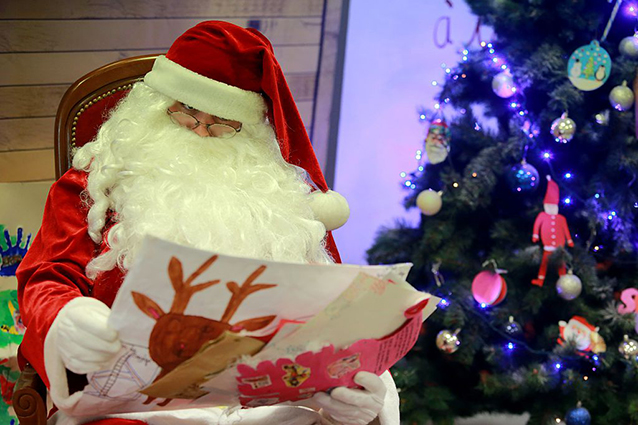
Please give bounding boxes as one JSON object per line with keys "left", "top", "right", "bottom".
{"left": 424, "top": 118, "right": 451, "bottom": 164}
{"left": 558, "top": 316, "right": 606, "bottom": 354}
{"left": 531, "top": 176, "right": 574, "bottom": 287}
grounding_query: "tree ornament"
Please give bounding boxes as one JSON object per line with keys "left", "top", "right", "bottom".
{"left": 565, "top": 403, "right": 591, "bottom": 425}
{"left": 556, "top": 270, "right": 582, "bottom": 301}
{"left": 609, "top": 80, "right": 634, "bottom": 111}
{"left": 416, "top": 189, "right": 442, "bottom": 216}
{"left": 618, "top": 334, "right": 638, "bottom": 359}
{"left": 436, "top": 329, "right": 461, "bottom": 353}
{"left": 567, "top": 40, "right": 612, "bottom": 91}
{"left": 491, "top": 70, "right": 517, "bottom": 98}
{"left": 594, "top": 110, "right": 610, "bottom": 125}
{"left": 619, "top": 34, "right": 638, "bottom": 58}
{"left": 472, "top": 270, "right": 507, "bottom": 306}
{"left": 531, "top": 177, "right": 574, "bottom": 286}
{"left": 506, "top": 160, "right": 539, "bottom": 192}
{"left": 617, "top": 288, "right": 638, "bottom": 333}
{"left": 558, "top": 316, "right": 606, "bottom": 353}
{"left": 424, "top": 118, "right": 451, "bottom": 164}
{"left": 504, "top": 316, "right": 523, "bottom": 337}
{"left": 551, "top": 112, "right": 576, "bottom": 143}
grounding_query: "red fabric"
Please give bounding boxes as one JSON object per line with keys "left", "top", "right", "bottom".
{"left": 543, "top": 178, "right": 559, "bottom": 205}
{"left": 75, "top": 90, "right": 130, "bottom": 149}
{"left": 165, "top": 22, "right": 331, "bottom": 192}
{"left": 17, "top": 167, "right": 340, "bottom": 388}
{"left": 83, "top": 420, "right": 147, "bottom": 425}
{"left": 532, "top": 212, "right": 574, "bottom": 250}
{"left": 533, "top": 250, "right": 567, "bottom": 287}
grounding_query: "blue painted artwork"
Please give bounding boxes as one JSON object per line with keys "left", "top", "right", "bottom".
{"left": 0, "top": 227, "right": 31, "bottom": 277}
{"left": 567, "top": 40, "right": 612, "bottom": 91}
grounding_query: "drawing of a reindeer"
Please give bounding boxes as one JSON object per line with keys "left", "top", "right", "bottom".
{"left": 132, "top": 255, "right": 277, "bottom": 404}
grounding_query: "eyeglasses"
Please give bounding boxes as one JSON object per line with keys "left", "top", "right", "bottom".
{"left": 167, "top": 105, "right": 242, "bottom": 139}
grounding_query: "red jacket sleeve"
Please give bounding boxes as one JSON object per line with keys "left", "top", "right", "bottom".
{"left": 560, "top": 214, "right": 574, "bottom": 246}
{"left": 17, "top": 169, "right": 97, "bottom": 388}
{"left": 532, "top": 212, "right": 543, "bottom": 242}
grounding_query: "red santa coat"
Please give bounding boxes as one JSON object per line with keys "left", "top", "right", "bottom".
{"left": 531, "top": 212, "right": 573, "bottom": 251}
{"left": 16, "top": 169, "right": 374, "bottom": 425}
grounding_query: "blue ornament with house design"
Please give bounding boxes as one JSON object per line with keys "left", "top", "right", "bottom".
{"left": 567, "top": 40, "right": 612, "bottom": 91}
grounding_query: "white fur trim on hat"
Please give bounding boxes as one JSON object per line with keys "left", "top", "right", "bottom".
{"left": 308, "top": 190, "right": 350, "bottom": 231}
{"left": 144, "top": 56, "right": 267, "bottom": 124}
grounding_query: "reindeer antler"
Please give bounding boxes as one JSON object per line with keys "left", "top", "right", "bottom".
{"left": 169, "top": 256, "right": 221, "bottom": 314}
{"left": 220, "top": 265, "right": 276, "bottom": 323}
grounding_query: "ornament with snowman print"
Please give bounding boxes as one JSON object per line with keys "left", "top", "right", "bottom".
{"left": 567, "top": 41, "right": 612, "bottom": 91}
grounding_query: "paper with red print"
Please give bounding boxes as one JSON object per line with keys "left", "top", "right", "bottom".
{"left": 52, "top": 236, "right": 432, "bottom": 417}
{"left": 236, "top": 312, "right": 425, "bottom": 406}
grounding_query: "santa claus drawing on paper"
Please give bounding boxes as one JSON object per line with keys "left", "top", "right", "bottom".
{"left": 531, "top": 176, "right": 574, "bottom": 287}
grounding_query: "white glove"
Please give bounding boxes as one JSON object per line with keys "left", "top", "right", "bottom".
{"left": 312, "top": 372, "right": 386, "bottom": 425}
{"left": 51, "top": 297, "right": 122, "bottom": 374}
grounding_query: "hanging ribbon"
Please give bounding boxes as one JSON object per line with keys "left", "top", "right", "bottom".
{"left": 602, "top": 0, "right": 623, "bottom": 42}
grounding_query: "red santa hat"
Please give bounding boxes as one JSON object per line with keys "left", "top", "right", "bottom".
{"left": 144, "top": 21, "right": 349, "bottom": 241}
{"left": 543, "top": 176, "right": 560, "bottom": 205}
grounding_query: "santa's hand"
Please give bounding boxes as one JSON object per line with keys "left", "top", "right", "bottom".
{"left": 51, "top": 297, "right": 122, "bottom": 374}
{"left": 312, "top": 372, "right": 386, "bottom": 425}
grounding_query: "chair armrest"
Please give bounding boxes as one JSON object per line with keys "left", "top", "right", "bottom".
{"left": 13, "top": 363, "right": 47, "bottom": 425}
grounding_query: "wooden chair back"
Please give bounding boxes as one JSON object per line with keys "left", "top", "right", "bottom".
{"left": 54, "top": 54, "right": 160, "bottom": 178}
{"left": 13, "top": 54, "right": 160, "bottom": 425}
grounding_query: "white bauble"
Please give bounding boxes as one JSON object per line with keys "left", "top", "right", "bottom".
{"left": 556, "top": 272, "right": 582, "bottom": 301}
{"left": 609, "top": 80, "right": 634, "bottom": 111}
{"left": 492, "top": 71, "right": 517, "bottom": 98}
{"left": 619, "top": 35, "right": 638, "bottom": 58}
{"left": 416, "top": 189, "right": 442, "bottom": 216}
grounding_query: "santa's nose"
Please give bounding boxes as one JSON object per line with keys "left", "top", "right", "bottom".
{"left": 192, "top": 125, "right": 211, "bottom": 137}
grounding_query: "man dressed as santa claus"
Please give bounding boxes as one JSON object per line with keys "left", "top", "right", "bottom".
{"left": 17, "top": 21, "right": 399, "bottom": 425}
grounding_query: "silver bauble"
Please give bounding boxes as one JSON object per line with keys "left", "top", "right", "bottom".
{"left": 619, "top": 335, "right": 638, "bottom": 359}
{"left": 609, "top": 80, "right": 634, "bottom": 111}
{"left": 556, "top": 271, "right": 582, "bottom": 301}
{"left": 619, "top": 35, "right": 638, "bottom": 58}
{"left": 491, "top": 71, "right": 517, "bottom": 98}
{"left": 436, "top": 329, "right": 461, "bottom": 353}
{"left": 551, "top": 112, "right": 576, "bottom": 143}
{"left": 416, "top": 189, "right": 442, "bottom": 216}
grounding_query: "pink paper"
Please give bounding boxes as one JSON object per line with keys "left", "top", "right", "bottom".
{"left": 236, "top": 311, "right": 423, "bottom": 407}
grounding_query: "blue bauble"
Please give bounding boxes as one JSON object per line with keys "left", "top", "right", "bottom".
{"left": 506, "top": 161, "right": 539, "bottom": 192}
{"left": 565, "top": 407, "right": 591, "bottom": 425}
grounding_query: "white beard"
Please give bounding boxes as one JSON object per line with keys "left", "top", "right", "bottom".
{"left": 73, "top": 83, "right": 332, "bottom": 280}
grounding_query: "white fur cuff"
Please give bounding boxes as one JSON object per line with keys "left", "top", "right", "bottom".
{"left": 144, "top": 56, "right": 267, "bottom": 124}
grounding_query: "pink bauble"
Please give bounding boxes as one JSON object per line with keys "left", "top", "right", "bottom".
{"left": 472, "top": 271, "right": 507, "bottom": 306}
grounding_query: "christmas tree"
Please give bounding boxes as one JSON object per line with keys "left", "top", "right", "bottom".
{"left": 366, "top": 1, "right": 638, "bottom": 424}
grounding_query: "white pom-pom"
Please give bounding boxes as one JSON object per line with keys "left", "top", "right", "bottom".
{"left": 309, "top": 190, "right": 350, "bottom": 231}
